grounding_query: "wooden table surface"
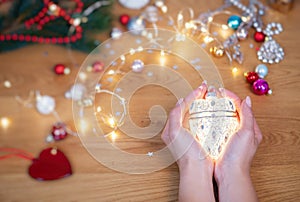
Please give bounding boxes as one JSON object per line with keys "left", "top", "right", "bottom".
{"left": 0, "top": 0, "right": 300, "bottom": 201}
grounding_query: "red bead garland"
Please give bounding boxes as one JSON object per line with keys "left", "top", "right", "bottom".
{"left": 0, "top": 0, "right": 84, "bottom": 44}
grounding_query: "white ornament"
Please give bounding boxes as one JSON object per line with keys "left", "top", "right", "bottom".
{"left": 127, "top": 17, "right": 146, "bottom": 35}
{"left": 36, "top": 94, "right": 56, "bottom": 115}
{"left": 255, "top": 64, "right": 268, "bottom": 78}
{"left": 65, "top": 83, "right": 86, "bottom": 101}
{"left": 118, "top": 0, "right": 150, "bottom": 10}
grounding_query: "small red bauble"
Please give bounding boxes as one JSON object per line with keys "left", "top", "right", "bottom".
{"left": 254, "top": 31, "right": 265, "bottom": 42}
{"left": 245, "top": 72, "right": 259, "bottom": 84}
{"left": 119, "top": 14, "right": 130, "bottom": 25}
{"left": 54, "top": 64, "right": 65, "bottom": 75}
{"left": 51, "top": 122, "right": 68, "bottom": 141}
{"left": 92, "top": 61, "right": 104, "bottom": 72}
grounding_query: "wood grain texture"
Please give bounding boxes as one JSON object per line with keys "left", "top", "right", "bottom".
{"left": 0, "top": 0, "right": 300, "bottom": 201}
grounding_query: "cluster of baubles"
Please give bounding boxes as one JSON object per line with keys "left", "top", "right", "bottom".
{"left": 244, "top": 64, "right": 272, "bottom": 95}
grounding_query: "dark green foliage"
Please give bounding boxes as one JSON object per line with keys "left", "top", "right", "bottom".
{"left": 0, "top": 0, "right": 113, "bottom": 53}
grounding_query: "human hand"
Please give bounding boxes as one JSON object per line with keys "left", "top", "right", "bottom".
{"left": 161, "top": 81, "right": 213, "bottom": 171}
{"left": 161, "top": 82, "right": 215, "bottom": 202}
{"left": 214, "top": 89, "right": 262, "bottom": 202}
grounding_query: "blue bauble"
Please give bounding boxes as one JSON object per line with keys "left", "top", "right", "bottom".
{"left": 227, "top": 15, "right": 242, "bottom": 30}
{"left": 255, "top": 64, "right": 268, "bottom": 78}
{"left": 127, "top": 17, "right": 146, "bottom": 35}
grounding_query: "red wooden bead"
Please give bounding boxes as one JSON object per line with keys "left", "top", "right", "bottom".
{"left": 25, "top": 35, "right": 31, "bottom": 41}
{"left": 32, "top": 36, "right": 38, "bottom": 42}
{"left": 54, "top": 64, "right": 66, "bottom": 75}
{"left": 254, "top": 31, "right": 265, "bottom": 43}
{"left": 119, "top": 14, "right": 130, "bottom": 25}
{"left": 12, "top": 34, "right": 18, "bottom": 40}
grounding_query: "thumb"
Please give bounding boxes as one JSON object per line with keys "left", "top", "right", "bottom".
{"left": 239, "top": 96, "right": 254, "bottom": 133}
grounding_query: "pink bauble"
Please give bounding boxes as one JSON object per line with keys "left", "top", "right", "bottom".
{"left": 252, "top": 79, "right": 269, "bottom": 95}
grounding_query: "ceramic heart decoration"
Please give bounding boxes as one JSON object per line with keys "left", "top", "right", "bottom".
{"left": 189, "top": 93, "right": 239, "bottom": 160}
{"left": 28, "top": 147, "right": 72, "bottom": 181}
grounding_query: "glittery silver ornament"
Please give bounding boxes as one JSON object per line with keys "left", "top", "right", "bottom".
{"left": 255, "top": 64, "right": 268, "bottom": 78}
{"left": 131, "top": 59, "right": 144, "bottom": 72}
{"left": 257, "top": 39, "right": 284, "bottom": 64}
{"left": 236, "top": 28, "right": 248, "bottom": 40}
{"left": 127, "top": 17, "right": 146, "bottom": 35}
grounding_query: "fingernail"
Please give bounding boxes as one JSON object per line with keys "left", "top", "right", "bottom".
{"left": 176, "top": 98, "right": 184, "bottom": 106}
{"left": 245, "top": 96, "right": 252, "bottom": 108}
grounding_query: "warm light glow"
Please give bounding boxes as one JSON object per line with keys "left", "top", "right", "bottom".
{"left": 185, "top": 22, "right": 196, "bottom": 30}
{"left": 107, "top": 70, "right": 115, "bottom": 75}
{"left": 129, "top": 48, "right": 135, "bottom": 55}
{"left": 160, "top": 50, "right": 166, "bottom": 65}
{"left": 208, "top": 17, "right": 213, "bottom": 22}
{"left": 120, "top": 55, "right": 125, "bottom": 61}
{"left": 3, "top": 80, "right": 12, "bottom": 88}
{"left": 178, "top": 13, "right": 183, "bottom": 22}
{"left": 232, "top": 67, "right": 238, "bottom": 74}
{"left": 200, "top": 27, "right": 207, "bottom": 33}
{"left": 221, "top": 24, "right": 229, "bottom": 30}
{"left": 79, "top": 119, "right": 89, "bottom": 133}
{"left": 108, "top": 116, "right": 116, "bottom": 128}
{"left": 96, "top": 106, "right": 102, "bottom": 113}
{"left": 161, "top": 5, "right": 168, "bottom": 13}
{"left": 203, "top": 35, "right": 214, "bottom": 43}
{"left": 110, "top": 131, "right": 117, "bottom": 142}
{"left": 0, "top": 117, "right": 10, "bottom": 129}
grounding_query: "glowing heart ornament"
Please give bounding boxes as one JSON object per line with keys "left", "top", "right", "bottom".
{"left": 189, "top": 91, "right": 239, "bottom": 160}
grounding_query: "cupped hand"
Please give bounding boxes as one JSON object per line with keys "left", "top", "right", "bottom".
{"left": 161, "top": 82, "right": 213, "bottom": 171}
{"left": 215, "top": 89, "right": 263, "bottom": 182}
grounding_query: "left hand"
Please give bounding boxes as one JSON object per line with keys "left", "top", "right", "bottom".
{"left": 161, "top": 82, "right": 213, "bottom": 172}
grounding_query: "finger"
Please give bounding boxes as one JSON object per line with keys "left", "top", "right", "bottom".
{"left": 222, "top": 88, "right": 242, "bottom": 111}
{"left": 239, "top": 97, "right": 254, "bottom": 133}
{"left": 182, "top": 81, "right": 208, "bottom": 115}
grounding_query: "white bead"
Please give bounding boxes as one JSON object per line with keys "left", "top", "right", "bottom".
{"left": 36, "top": 95, "right": 56, "bottom": 115}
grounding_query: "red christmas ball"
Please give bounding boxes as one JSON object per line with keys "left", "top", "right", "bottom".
{"left": 119, "top": 14, "right": 130, "bottom": 25}
{"left": 51, "top": 122, "right": 68, "bottom": 141}
{"left": 254, "top": 31, "right": 265, "bottom": 42}
{"left": 245, "top": 72, "right": 259, "bottom": 84}
{"left": 54, "top": 64, "right": 66, "bottom": 75}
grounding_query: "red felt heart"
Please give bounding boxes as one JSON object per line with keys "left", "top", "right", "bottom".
{"left": 28, "top": 147, "right": 72, "bottom": 181}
